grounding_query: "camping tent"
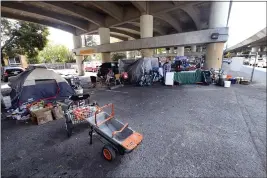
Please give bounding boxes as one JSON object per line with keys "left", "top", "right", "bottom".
{"left": 119, "top": 58, "right": 159, "bottom": 83}
{"left": 9, "top": 67, "right": 75, "bottom": 108}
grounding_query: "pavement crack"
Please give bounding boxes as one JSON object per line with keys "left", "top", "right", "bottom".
{"left": 234, "top": 89, "right": 266, "bottom": 171}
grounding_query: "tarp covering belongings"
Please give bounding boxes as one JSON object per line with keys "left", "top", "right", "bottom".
{"left": 9, "top": 68, "right": 75, "bottom": 109}
{"left": 173, "top": 69, "right": 203, "bottom": 84}
{"left": 119, "top": 58, "right": 159, "bottom": 83}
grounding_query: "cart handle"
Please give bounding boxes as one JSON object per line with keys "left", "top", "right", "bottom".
{"left": 94, "top": 103, "right": 114, "bottom": 127}
{"left": 112, "top": 123, "right": 129, "bottom": 137}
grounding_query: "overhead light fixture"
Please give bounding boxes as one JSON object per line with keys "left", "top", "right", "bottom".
{"left": 211, "top": 33, "right": 219, "bottom": 39}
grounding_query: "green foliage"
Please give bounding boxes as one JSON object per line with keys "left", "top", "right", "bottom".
{"left": 1, "top": 18, "right": 49, "bottom": 60}
{"left": 157, "top": 48, "right": 165, "bottom": 54}
{"left": 37, "top": 43, "right": 75, "bottom": 63}
{"left": 225, "top": 52, "right": 231, "bottom": 58}
{"left": 242, "top": 51, "right": 250, "bottom": 55}
{"left": 85, "top": 35, "right": 97, "bottom": 46}
{"left": 111, "top": 52, "right": 126, "bottom": 62}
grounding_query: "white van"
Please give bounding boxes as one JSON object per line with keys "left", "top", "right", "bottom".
{"left": 257, "top": 57, "right": 267, "bottom": 68}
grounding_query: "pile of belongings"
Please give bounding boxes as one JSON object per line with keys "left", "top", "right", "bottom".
{"left": 118, "top": 58, "right": 161, "bottom": 86}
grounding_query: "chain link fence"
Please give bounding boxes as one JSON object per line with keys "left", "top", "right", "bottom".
{"left": 37, "top": 63, "right": 77, "bottom": 70}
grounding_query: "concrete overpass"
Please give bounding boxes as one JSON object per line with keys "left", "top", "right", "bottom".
{"left": 225, "top": 27, "right": 267, "bottom": 54}
{"left": 1, "top": 1, "right": 231, "bottom": 75}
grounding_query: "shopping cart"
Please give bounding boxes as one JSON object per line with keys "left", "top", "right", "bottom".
{"left": 59, "top": 93, "right": 98, "bottom": 137}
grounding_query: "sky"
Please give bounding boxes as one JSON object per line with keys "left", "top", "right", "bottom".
{"left": 47, "top": 2, "right": 267, "bottom": 50}
{"left": 227, "top": 1, "right": 266, "bottom": 48}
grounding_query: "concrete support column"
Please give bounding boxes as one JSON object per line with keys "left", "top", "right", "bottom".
{"left": 177, "top": 46, "right": 184, "bottom": 56}
{"left": 191, "top": 45, "right": 197, "bottom": 52}
{"left": 170, "top": 47, "right": 174, "bottom": 54}
{"left": 126, "top": 51, "right": 135, "bottom": 59}
{"left": 205, "top": 1, "right": 230, "bottom": 70}
{"left": 98, "top": 27, "right": 111, "bottom": 62}
{"left": 166, "top": 48, "right": 169, "bottom": 54}
{"left": 198, "top": 46, "right": 203, "bottom": 52}
{"left": 251, "top": 47, "right": 259, "bottom": 52}
{"left": 73, "top": 35, "right": 84, "bottom": 76}
{"left": 140, "top": 14, "right": 153, "bottom": 57}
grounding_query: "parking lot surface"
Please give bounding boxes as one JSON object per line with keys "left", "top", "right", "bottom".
{"left": 1, "top": 84, "right": 266, "bottom": 177}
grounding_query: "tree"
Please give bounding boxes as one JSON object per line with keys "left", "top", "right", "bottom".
{"left": 37, "top": 43, "right": 75, "bottom": 63}
{"left": 1, "top": 18, "right": 49, "bottom": 64}
{"left": 111, "top": 52, "right": 126, "bottom": 62}
{"left": 85, "top": 35, "right": 97, "bottom": 46}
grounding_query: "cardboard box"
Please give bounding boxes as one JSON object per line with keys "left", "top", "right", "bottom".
{"left": 31, "top": 107, "right": 53, "bottom": 125}
{"left": 52, "top": 105, "right": 64, "bottom": 120}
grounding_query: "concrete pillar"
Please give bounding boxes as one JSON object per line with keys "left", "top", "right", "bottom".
{"left": 198, "top": 46, "right": 203, "bottom": 52}
{"left": 251, "top": 47, "right": 259, "bottom": 52}
{"left": 191, "top": 45, "right": 197, "bottom": 52}
{"left": 73, "top": 35, "right": 84, "bottom": 76}
{"left": 205, "top": 2, "right": 230, "bottom": 70}
{"left": 177, "top": 46, "right": 184, "bottom": 56}
{"left": 165, "top": 48, "right": 170, "bottom": 54}
{"left": 170, "top": 47, "right": 174, "bottom": 54}
{"left": 140, "top": 14, "right": 153, "bottom": 57}
{"left": 98, "top": 27, "right": 111, "bottom": 62}
{"left": 126, "top": 51, "right": 134, "bottom": 59}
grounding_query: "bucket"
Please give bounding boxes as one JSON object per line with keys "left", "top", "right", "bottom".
{"left": 224, "top": 81, "right": 231, "bottom": 88}
{"left": 230, "top": 78, "right": 237, "bottom": 84}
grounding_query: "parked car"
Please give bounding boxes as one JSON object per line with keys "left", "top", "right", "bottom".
{"left": 222, "top": 58, "right": 232, "bottom": 64}
{"left": 243, "top": 58, "right": 250, "bottom": 65}
{"left": 84, "top": 61, "right": 101, "bottom": 72}
{"left": 1, "top": 66, "right": 25, "bottom": 82}
{"left": 97, "top": 62, "right": 119, "bottom": 77}
{"left": 249, "top": 56, "right": 256, "bottom": 66}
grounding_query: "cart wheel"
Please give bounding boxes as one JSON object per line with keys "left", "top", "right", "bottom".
{"left": 66, "top": 122, "right": 73, "bottom": 138}
{"left": 102, "top": 145, "right": 116, "bottom": 161}
{"left": 93, "top": 101, "right": 99, "bottom": 106}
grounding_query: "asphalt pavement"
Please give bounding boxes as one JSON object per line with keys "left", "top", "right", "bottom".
{"left": 1, "top": 83, "right": 266, "bottom": 177}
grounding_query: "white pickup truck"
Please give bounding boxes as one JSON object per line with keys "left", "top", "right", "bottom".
{"left": 257, "top": 57, "right": 267, "bottom": 68}
{"left": 249, "top": 56, "right": 266, "bottom": 68}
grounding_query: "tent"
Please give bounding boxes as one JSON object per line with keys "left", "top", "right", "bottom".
{"left": 9, "top": 67, "right": 75, "bottom": 108}
{"left": 119, "top": 58, "right": 159, "bottom": 83}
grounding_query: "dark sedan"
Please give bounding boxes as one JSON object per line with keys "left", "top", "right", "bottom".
{"left": 1, "top": 66, "right": 24, "bottom": 82}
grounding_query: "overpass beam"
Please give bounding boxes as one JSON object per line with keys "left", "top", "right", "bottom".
{"left": 98, "top": 27, "right": 111, "bottom": 62}
{"left": 73, "top": 35, "right": 84, "bottom": 76}
{"left": 177, "top": 46, "right": 184, "bottom": 56}
{"left": 205, "top": 1, "right": 230, "bottom": 70}
{"left": 140, "top": 14, "right": 153, "bottom": 57}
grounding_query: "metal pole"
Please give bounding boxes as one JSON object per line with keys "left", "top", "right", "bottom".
{"left": 250, "top": 52, "right": 258, "bottom": 82}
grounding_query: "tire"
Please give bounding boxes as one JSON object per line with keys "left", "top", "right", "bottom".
{"left": 102, "top": 144, "right": 116, "bottom": 161}
{"left": 4, "top": 76, "right": 8, "bottom": 82}
{"left": 66, "top": 121, "right": 73, "bottom": 138}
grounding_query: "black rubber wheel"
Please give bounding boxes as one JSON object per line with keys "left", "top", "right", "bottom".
{"left": 66, "top": 122, "right": 73, "bottom": 138}
{"left": 4, "top": 76, "right": 8, "bottom": 82}
{"left": 102, "top": 144, "right": 116, "bottom": 161}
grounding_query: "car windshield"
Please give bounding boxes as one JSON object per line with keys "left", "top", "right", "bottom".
{"left": 6, "top": 68, "right": 23, "bottom": 74}
{"left": 111, "top": 63, "right": 118, "bottom": 67}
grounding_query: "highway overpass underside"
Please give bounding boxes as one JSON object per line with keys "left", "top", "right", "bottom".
{"left": 1, "top": 1, "right": 231, "bottom": 75}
